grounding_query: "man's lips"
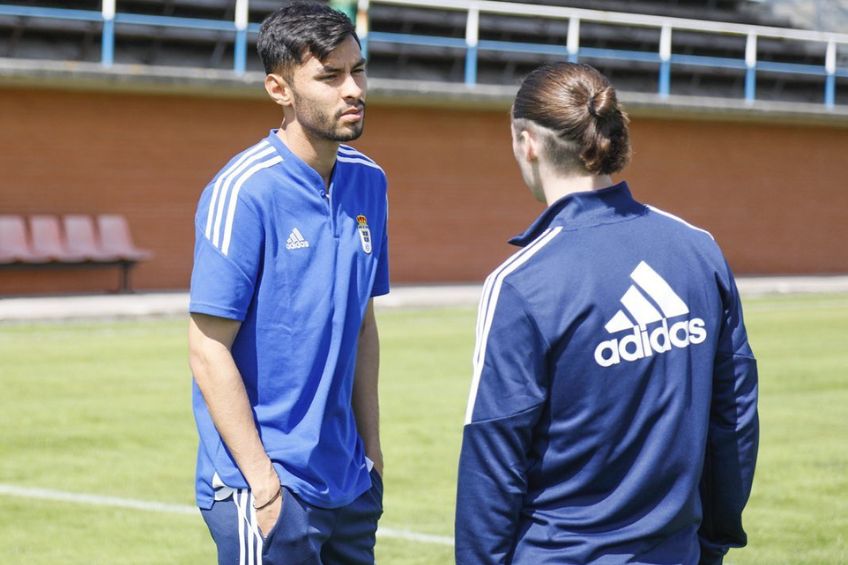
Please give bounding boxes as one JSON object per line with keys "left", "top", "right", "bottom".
{"left": 339, "top": 104, "right": 365, "bottom": 121}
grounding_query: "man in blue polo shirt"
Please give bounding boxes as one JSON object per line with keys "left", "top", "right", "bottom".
{"left": 188, "top": 3, "right": 388, "bottom": 564}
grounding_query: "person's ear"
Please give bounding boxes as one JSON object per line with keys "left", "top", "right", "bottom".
{"left": 519, "top": 129, "right": 540, "bottom": 162}
{"left": 265, "top": 73, "right": 294, "bottom": 108}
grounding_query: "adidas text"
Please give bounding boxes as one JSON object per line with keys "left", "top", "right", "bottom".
{"left": 286, "top": 240, "right": 310, "bottom": 250}
{"left": 594, "top": 318, "right": 707, "bottom": 367}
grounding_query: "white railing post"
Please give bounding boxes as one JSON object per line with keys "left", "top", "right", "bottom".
{"left": 567, "top": 17, "right": 579, "bottom": 63}
{"left": 234, "top": 0, "right": 248, "bottom": 74}
{"left": 357, "top": 0, "right": 370, "bottom": 59}
{"left": 465, "top": 4, "right": 479, "bottom": 86}
{"left": 745, "top": 31, "right": 757, "bottom": 103}
{"left": 659, "top": 24, "right": 672, "bottom": 97}
{"left": 825, "top": 40, "right": 836, "bottom": 109}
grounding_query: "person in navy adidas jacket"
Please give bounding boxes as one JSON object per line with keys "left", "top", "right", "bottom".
{"left": 455, "top": 62, "right": 758, "bottom": 565}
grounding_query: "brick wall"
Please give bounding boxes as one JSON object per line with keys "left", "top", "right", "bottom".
{"left": 0, "top": 86, "right": 846, "bottom": 295}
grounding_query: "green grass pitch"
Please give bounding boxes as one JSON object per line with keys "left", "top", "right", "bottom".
{"left": 0, "top": 293, "right": 846, "bottom": 564}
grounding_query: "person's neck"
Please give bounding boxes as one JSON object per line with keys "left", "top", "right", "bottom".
{"left": 541, "top": 172, "right": 615, "bottom": 206}
{"left": 276, "top": 124, "right": 338, "bottom": 188}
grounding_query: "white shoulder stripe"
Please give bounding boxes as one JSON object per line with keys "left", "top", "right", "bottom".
{"left": 338, "top": 145, "right": 375, "bottom": 162}
{"left": 211, "top": 145, "right": 277, "bottom": 248}
{"left": 647, "top": 205, "right": 714, "bottom": 240}
{"left": 465, "top": 226, "right": 562, "bottom": 425}
{"left": 220, "top": 155, "right": 283, "bottom": 256}
{"left": 205, "top": 140, "right": 269, "bottom": 240}
{"left": 472, "top": 228, "right": 552, "bottom": 369}
{"left": 337, "top": 156, "right": 384, "bottom": 172}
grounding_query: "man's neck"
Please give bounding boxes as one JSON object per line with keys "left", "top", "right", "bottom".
{"left": 542, "top": 172, "right": 615, "bottom": 206}
{"left": 276, "top": 125, "right": 338, "bottom": 188}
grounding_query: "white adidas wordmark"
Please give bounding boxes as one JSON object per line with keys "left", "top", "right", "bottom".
{"left": 594, "top": 261, "right": 707, "bottom": 367}
{"left": 286, "top": 227, "right": 310, "bottom": 250}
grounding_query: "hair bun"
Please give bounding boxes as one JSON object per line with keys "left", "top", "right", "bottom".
{"left": 512, "top": 62, "right": 630, "bottom": 175}
{"left": 587, "top": 88, "right": 614, "bottom": 120}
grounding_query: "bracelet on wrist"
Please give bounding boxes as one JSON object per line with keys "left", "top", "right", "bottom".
{"left": 253, "top": 486, "right": 282, "bottom": 511}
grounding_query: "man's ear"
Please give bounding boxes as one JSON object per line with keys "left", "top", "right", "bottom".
{"left": 264, "top": 73, "right": 294, "bottom": 108}
{"left": 518, "top": 128, "right": 540, "bottom": 162}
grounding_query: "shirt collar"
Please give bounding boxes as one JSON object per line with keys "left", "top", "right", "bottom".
{"left": 265, "top": 130, "right": 329, "bottom": 193}
{"left": 509, "top": 181, "right": 645, "bottom": 247}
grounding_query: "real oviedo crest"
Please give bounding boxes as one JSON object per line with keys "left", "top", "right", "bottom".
{"left": 356, "top": 214, "right": 372, "bottom": 254}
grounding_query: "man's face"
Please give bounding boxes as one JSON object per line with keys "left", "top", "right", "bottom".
{"left": 288, "top": 35, "right": 367, "bottom": 142}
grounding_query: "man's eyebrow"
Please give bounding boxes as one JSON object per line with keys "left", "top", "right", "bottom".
{"left": 319, "top": 58, "right": 367, "bottom": 73}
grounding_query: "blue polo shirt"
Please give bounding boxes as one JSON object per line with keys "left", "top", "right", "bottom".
{"left": 189, "top": 131, "right": 389, "bottom": 510}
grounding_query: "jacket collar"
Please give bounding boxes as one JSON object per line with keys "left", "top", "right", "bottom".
{"left": 509, "top": 181, "right": 646, "bottom": 247}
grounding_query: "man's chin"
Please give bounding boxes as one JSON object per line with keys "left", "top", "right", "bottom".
{"left": 333, "top": 125, "right": 364, "bottom": 142}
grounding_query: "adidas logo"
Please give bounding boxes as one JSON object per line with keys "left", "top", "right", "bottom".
{"left": 285, "top": 228, "right": 310, "bottom": 250}
{"left": 594, "top": 261, "right": 707, "bottom": 367}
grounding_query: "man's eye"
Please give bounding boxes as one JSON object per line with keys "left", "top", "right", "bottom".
{"left": 353, "top": 67, "right": 366, "bottom": 74}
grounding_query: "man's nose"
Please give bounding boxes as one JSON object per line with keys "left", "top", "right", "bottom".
{"left": 341, "top": 72, "right": 364, "bottom": 100}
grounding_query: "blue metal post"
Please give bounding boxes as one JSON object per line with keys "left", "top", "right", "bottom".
{"left": 465, "top": 45, "right": 478, "bottom": 86}
{"left": 101, "top": 17, "right": 114, "bottom": 67}
{"left": 745, "top": 66, "right": 756, "bottom": 103}
{"left": 659, "top": 61, "right": 671, "bottom": 98}
{"left": 234, "top": 28, "right": 247, "bottom": 74}
{"left": 825, "top": 73, "right": 836, "bottom": 109}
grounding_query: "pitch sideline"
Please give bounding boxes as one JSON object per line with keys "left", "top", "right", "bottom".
{"left": 0, "top": 483, "right": 454, "bottom": 547}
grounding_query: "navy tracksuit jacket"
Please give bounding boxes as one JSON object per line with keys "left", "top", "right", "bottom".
{"left": 456, "top": 182, "right": 758, "bottom": 565}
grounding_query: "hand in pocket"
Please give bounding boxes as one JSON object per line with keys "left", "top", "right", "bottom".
{"left": 257, "top": 490, "right": 283, "bottom": 539}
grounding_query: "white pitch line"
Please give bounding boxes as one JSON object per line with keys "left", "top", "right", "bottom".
{"left": 0, "top": 483, "right": 454, "bottom": 547}
{"left": 377, "top": 527, "right": 453, "bottom": 546}
{"left": 0, "top": 484, "right": 197, "bottom": 515}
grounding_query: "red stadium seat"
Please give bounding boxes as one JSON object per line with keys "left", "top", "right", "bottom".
{"left": 96, "top": 214, "right": 153, "bottom": 262}
{"left": 63, "top": 214, "right": 119, "bottom": 261}
{"left": 29, "top": 215, "right": 85, "bottom": 262}
{"left": 2, "top": 214, "right": 152, "bottom": 293}
{"left": 0, "top": 214, "right": 49, "bottom": 263}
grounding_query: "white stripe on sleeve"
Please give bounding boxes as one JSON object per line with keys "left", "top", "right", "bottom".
{"left": 220, "top": 155, "right": 283, "bottom": 256}
{"left": 338, "top": 145, "right": 375, "bottom": 162}
{"left": 465, "top": 227, "right": 562, "bottom": 425}
{"left": 337, "top": 156, "right": 384, "bottom": 171}
{"left": 211, "top": 146, "right": 277, "bottom": 248}
{"left": 646, "top": 205, "right": 714, "bottom": 240}
{"left": 205, "top": 141, "right": 269, "bottom": 240}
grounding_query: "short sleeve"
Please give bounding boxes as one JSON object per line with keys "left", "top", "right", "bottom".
{"left": 189, "top": 187, "right": 264, "bottom": 320}
{"left": 371, "top": 193, "right": 390, "bottom": 297}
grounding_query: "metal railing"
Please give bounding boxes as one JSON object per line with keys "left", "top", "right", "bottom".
{"left": 356, "top": 0, "right": 848, "bottom": 108}
{"left": 0, "top": 1, "right": 846, "bottom": 108}
{"left": 0, "top": 0, "right": 261, "bottom": 73}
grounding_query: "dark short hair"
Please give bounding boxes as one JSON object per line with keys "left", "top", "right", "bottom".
{"left": 257, "top": 1, "right": 360, "bottom": 77}
{"left": 513, "top": 63, "right": 631, "bottom": 175}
